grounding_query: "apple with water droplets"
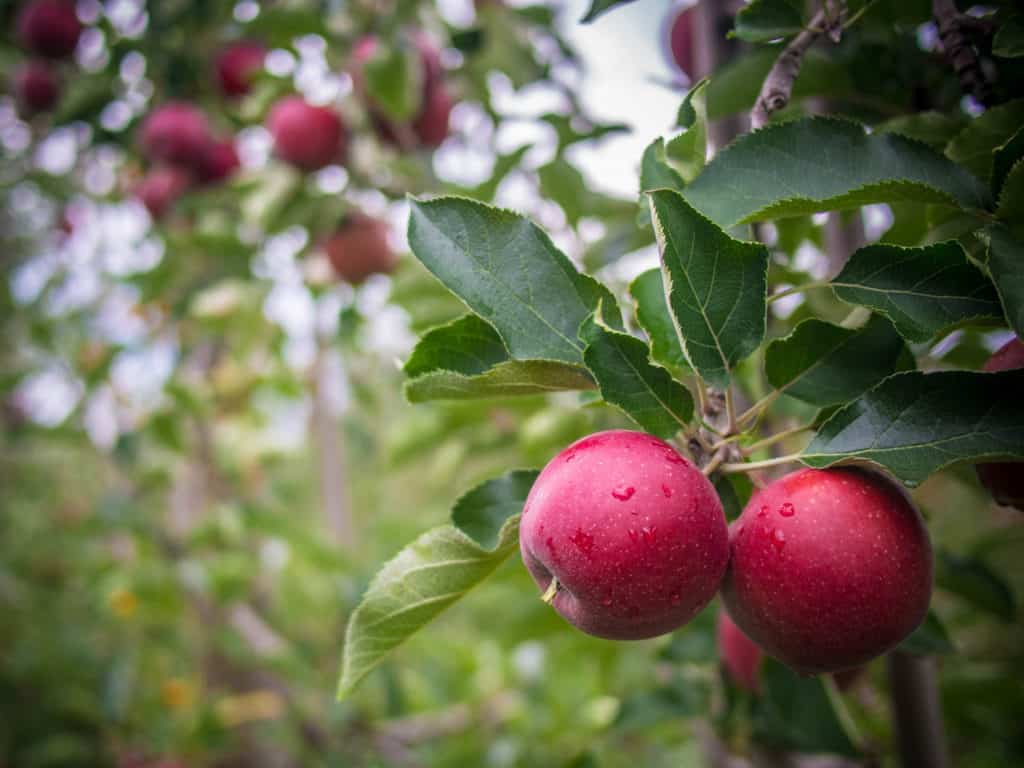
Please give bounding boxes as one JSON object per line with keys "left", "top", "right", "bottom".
{"left": 976, "top": 338, "right": 1024, "bottom": 510}
{"left": 722, "top": 467, "right": 932, "bottom": 675}
{"left": 520, "top": 430, "right": 729, "bottom": 640}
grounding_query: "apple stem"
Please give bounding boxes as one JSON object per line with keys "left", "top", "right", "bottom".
{"left": 719, "top": 454, "right": 802, "bottom": 474}
{"left": 743, "top": 424, "right": 813, "bottom": 455}
{"left": 540, "top": 576, "right": 560, "bottom": 605}
{"left": 736, "top": 390, "right": 780, "bottom": 430}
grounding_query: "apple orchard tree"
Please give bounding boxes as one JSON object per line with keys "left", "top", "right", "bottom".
{"left": 2, "top": 0, "right": 1024, "bottom": 766}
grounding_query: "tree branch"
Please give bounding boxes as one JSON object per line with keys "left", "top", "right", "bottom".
{"left": 886, "top": 652, "right": 950, "bottom": 768}
{"left": 933, "top": 0, "right": 990, "bottom": 106}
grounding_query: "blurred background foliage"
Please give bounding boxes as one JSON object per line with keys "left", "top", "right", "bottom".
{"left": 1, "top": 0, "right": 1023, "bottom": 767}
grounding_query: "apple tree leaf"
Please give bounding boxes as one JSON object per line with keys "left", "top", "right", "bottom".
{"left": 946, "top": 99, "right": 1024, "bottom": 182}
{"left": 937, "top": 551, "right": 1017, "bottom": 623}
{"left": 580, "top": 0, "right": 637, "bottom": 23}
{"left": 898, "top": 610, "right": 955, "bottom": 656}
{"left": 986, "top": 225, "right": 1024, "bottom": 338}
{"left": 630, "top": 269, "right": 688, "bottom": 371}
{"left": 732, "top": 0, "right": 803, "bottom": 43}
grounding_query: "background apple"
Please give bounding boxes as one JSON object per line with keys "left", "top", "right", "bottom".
{"left": 196, "top": 138, "right": 240, "bottom": 185}
{"left": 13, "top": 60, "right": 59, "bottom": 115}
{"left": 214, "top": 40, "right": 265, "bottom": 98}
{"left": 134, "top": 166, "right": 190, "bottom": 220}
{"left": 266, "top": 96, "right": 346, "bottom": 171}
{"left": 976, "top": 338, "right": 1024, "bottom": 509}
{"left": 139, "top": 102, "right": 212, "bottom": 168}
{"left": 17, "top": 0, "right": 82, "bottom": 60}
{"left": 723, "top": 467, "right": 932, "bottom": 674}
{"left": 324, "top": 214, "right": 397, "bottom": 284}
{"left": 520, "top": 430, "right": 729, "bottom": 640}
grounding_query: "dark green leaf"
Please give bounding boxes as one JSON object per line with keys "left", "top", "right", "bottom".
{"left": 991, "top": 126, "right": 1024, "bottom": 199}
{"left": 937, "top": 551, "right": 1017, "bottom": 623}
{"left": 714, "top": 473, "right": 754, "bottom": 522}
{"left": 581, "top": 0, "right": 637, "bottom": 23}
{"left": 765, "top": 316, "right": 907, "bottom": 406}
{"left": 876, "top": 112, "right": 969, "bottom": 151}
{"left": 946, "top": 99, "right": 1024, "bottom": 182}
{"left": 580, "top": 310, "right": 694, "bottom": 439}
{"left": 649, "top": 189, "right": 769, "bottom": 388}
{"left": 404, "top": 315, "right": 509, "bottom": 378}
{"left": 832, "top": 241, "right": 1003, "bottom": 343}
{"left": 338, "top": 471, "right": 531, "bottom": 698}
{"left": 640, "top": 138, "right": 685, "bottom": 194}
{"left": 732, "top": 0, "right": 803, "bottom": 42}
{"left": 898, "top": 610, "right": 955, "bottom": 655}
{"left": 407, "top": 196, "right": 620, "bottom": 365}
{"left": 803, "top": 370, "right": 1024, "bottom": 486}
{"left": 753, "top": 658, "right": 860, "bottom": 757}
{"left": 630, "top": 269, "right": 687, "bottom": 371}
{"left": 993, "top": 17, "right": 1024, "bottom": 58}
{"left": 614, "top": 677, "right": 709, "bottom": 729}
{"left": 683, "top": 117, "right": 989, "bottom": 228}
{"left": 987, "top": 225, "right": 1024, "bottom": 337}
{"left": 451, "top": 469, "right": 539, "bottom": 550}
{"left": 996, "top": 157, "right": 1024, "bottom": 228}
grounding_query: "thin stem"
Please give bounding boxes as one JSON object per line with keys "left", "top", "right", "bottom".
{"left": 766, "top": 281, "right": 831, "bottom": 304}
{"left": 702, "top": 449, "right": 728, "bottom": 477}
{"left": 710, "top": 433, "right": 744, "bottom": 452}
{"left": 737, "top": 390, "right": 781, "bottom": 429}
{"left": 725, "top": 388, "right": 737, "bottom": 435}
{"left": 719, "top": 454, "right": 802, "bottom": 474}
{"left": 540, "top": 576, "right": 560, "bottom": 604}
{"left": 743, "top": 424, "right": 813, "bottom": 455}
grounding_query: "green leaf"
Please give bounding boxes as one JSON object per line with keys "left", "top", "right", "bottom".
{"left": 991, "top": 126, "right": 1024, "bottom": 199}
{"left": 363, "top": 44, "right": 421, "bottom": 122}
{"left": 937, "top": 551, "right": 1017, "bottom": 623}
{"left": 461, "top": 145, "right": 531, "bottom": 203}
{"left": 451, "top": 469, "right": 539, "bottom": 550}
{"left": 987, "top": 225, "right": 1024, "bottom": 338}
{"left": 765, "top": 316, "right": 907, "bottom": 406}
{"left": 640, "top": 138, "right": 685, "bottom": 195}
{"left": 803, "top": 370, "right": 1024, "bottom": 486}
{"left": 831, "top": 241, "right": 1003, "bottom": 343}
{"left": 649, "top": 189, "right": 769, "bottom": 388}
{"left": 898, "top": 610, "right": 955, "bottom": 656}
{"left": 630, "top": 269, "right": 687, "bottom": 371}
{"left": 580, "top": 310, "right": 694, "bottom": 439}
{"left": 581, "top": 0, "right": 637, "bottom": 23}
{"left": 338, "top": 471, "right": 531, "bottom": 699}
{"left": 876, "top": 112, "right": 969, "bottom": 151}
{"left": 946, "top": 99, "right": 1024, "bottom": 182}
{"left": 753, "top": 658, "right": 860, "bottom": 757}
{"left": 714, "top": 473, "right": 754, "bottom": 522}
{"left": 541, "top": 113, "right": 630, "bottom": 152}
{"left": 683, "top": 117, "right": 989, "bottom": 228}
{"left": 996, "top": 157, "right": 1024, "bottom": 227}
{"left": 615, "top": 677, "right": 709, "bottom": 729}
{"left": 732, "top": 0, "right": 803, "bottom": 42}
{"left": 405, "top": 359, "right": 595, "bottom": 402}
{"left": 404, "top": 314, "right": 509, "bottom": 378}
{"left": 994, "top": 16, "right": 1024, "bottom": 58}
{"left": 407, "top": 196, "right": 620, "bottom": 365}
{"left": 667, "top": 80, "right": 709, "bottom": 184}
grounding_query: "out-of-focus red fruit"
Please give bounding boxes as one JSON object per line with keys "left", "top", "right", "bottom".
{"left": 197, "top": 138, "right": 240, "bottom": 184}
{"left": 134, "top": 166, "right": 191, "bottom": 219}
{"left": 977, "top": 338, "right": 1024, "bottom": 509}
{"left": 412, "top": 84, "right": 453, "bottom": 147}
{"left": 662, "top": 4, "right": 696, "bottom": 80}
{"left": 14, "top": 60, "right": 60, "bottom": 114}
{"left": 718, "top": 609, "right": 762, "bottom": 692}
{"left": 324, "top": 213, "right": 397, "bottom": 284}
{"left": 139, "top": 102, "right": 212, "bottom": 168}
{"left": 17, "top": 0, "right": 82, "bottom": 60}
{"left": 723, "top": 468, "right": 933, "bottom": 675}
{"left": 520, "top": 430, "right": 729, "bottom": 640}
{"left": 215, "top": 40, "right": 266, "bottom": 97}
{"left": 267, "top": 96, "right": 346, "bottom": 171}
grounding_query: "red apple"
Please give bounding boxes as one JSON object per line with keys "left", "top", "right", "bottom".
{"left": 215, "top": 40, "right": 266, "bottom": 98}
{"left": 722, "top": 467, "right": 932, "bottom": 675}
{"left": 17, "top": 0, "right": 82, "bottom": 60}
{"left": 266, "top": 96, "right": 347, "bottom": 171}
{"left": 197, "top": 138, "right": 240, "bottom": 185}
{"left": 662, "top": 5, "right": 695, "bottom": 79}
{"left": 520, "top": 430, "right": 729, "bottom": 640}
{"left": 324, "top": 213, "right": 397, "bottom": 284}
{"left": 412, "top": 83, "right": 453, "bottom": 148}
{"left": 976, "top": 338, "right": 1024, "bottom": 509}
{"left": 14, "top": 60, "right": 60, "bottom": 114}
{"left": 139, "top": 102, "right": 212, "bottom": 168}
{"left": 134, "top": 166, "right": 190, "bottom": 219}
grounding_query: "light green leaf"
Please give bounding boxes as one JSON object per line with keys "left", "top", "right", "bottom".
{"left": 580, "top": 309, "right": 694, "bottom": 439}
{"left": 630, "top": 269, "right": 688, "bottom": 371}
{"left": 683, "top": 117, "right": 989, "bottom": 228}
{"left": 581, "top": 0, "right": 637, "bottom": 23}
{"left": 667, "top": 80, "right": 709, "bottom": 183}
{"left": 649, "top": 189, "right": 769, "bottom": 388}
{"left": 898, "top": 610, "right": 955, "bottom": 656}
{"left": 765, "top": 315, "right": 908, "bottom": 406}
{"left": 640, "top": 138, "right": 686, "bottom": 194}
{"left": 803, "top": 370, "right": 1024, "bottom": 486}
{"left": 946, "top": 99, "right": 1024, "bottom": 182}
{"left": 987, "top": 225, "right": 1024, "bottom": 338}
{"left": 338, "top": 471, "right": 534, "bottom": 699}
{"left": 407, "top": 196, "right": 620, "bottom": 365}
{"left": 732, "top": 0, "right": 803, "bottom": 42}
{"left": 363, "top": 44, "right": 421, "bottom": 122}
{"left": 831, "top": 241, "right": 1003, "bottom": 343}
{"left": 405, "top": 359, "right": 595, "bottom": 402}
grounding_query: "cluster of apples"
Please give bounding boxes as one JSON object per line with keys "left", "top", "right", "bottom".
{"left": 11, "top": 0, "right": 82, "bottom": 116}
{"left": 522, "top": 339, "right": 1024, "bottom": 681}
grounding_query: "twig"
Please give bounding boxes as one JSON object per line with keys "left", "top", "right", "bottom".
{"left": 719, "top": 454, "right": 802, "bottom": 474}
{"left": 886, "top": 652, "right": 950, "bottom": 768}
{"left": 751, "top": 4, "right": 839, "bottom": 129}
{"left": 743, "top": 424, "right": 813, "bottom": 455}
{"left": 933, "top": 0, "right": 990, "bottom": 106}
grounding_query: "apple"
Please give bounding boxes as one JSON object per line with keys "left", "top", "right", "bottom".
{"left": 17, "top": 0, "right": 82, "bottom": 60}
{"left": 266, "top": 96, "right": 347, "bottom": 171}
{"left": 14, "top": 60, "right": 59, "bottom": 115}
{"left": 520, "top": 430, "right": 729, "bottom": 640}
{"left": 215, "top": 40, "right": 266, "bottom": 98}
{"left": 134, "top": 166, "right": 190, "bottom": 219}
{"left": 976, "top": 337, "right": 1024, "bottom": 509}
{"left": 139, "top": 102, "right": 212, "bottom": 168}
{"left": 722, "top": 467, "right": 932, "bottom": 675}
{"left": 196, "top": 138, "right": 240, "bottom": 185}
{"left": 412, "top": 82, "right": 453, "bottom": 148}
{"left": 324, "top": 213, "right": 397, "bottom": 284}
{"left": 662, "top": 4, "right": 695, "bottom": 80}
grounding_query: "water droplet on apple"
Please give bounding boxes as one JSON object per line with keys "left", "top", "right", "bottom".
{"left": 779, "top": 502, "right": 796, "bottom": 517}
{"left": 627, "top": 528, "right": 639, "bottom": 543}
{"left": 612, "top": 484, "right": 635, "bottom": 501}
{"left": 564, "top": 451, "right": 577, "bottom": 463}
{"left": 641, "top": 525, "right": 657, "bottom": 544}
{"left": 601, "top": 595, "right": 613, "bottom": 607}
{"left": 670, "top": 591, "right": 681, "bottom": 605}
{"left": 758, "top": 505, "right": 769, "bottom": 518}
{"left": 570, "top": 528, "right": 594, "bottom": 555}
{"left": 771, "top": 528, "right": 786, "bottom": 551}
{"left": 661, "top": 484, "right": 673, "bottom": 498}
